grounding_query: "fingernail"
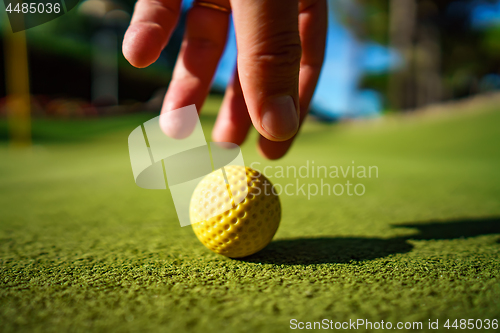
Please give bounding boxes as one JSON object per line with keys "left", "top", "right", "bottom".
{"left": 261, "top": 96, "right": 299, "bottom": 140}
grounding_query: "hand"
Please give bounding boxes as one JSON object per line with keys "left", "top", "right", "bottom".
{"left": 123, "top": 0, "right": 327, "bottom": 159}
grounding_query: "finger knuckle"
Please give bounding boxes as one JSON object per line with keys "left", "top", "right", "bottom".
{"left": 252, "top": 32, "right": 302, "bottom": 71}
{"left": 186, "top": 36, "right": 224, "bottom": 51}
{"left": 301, "top": 59, "right": 324, "bottom": 72}
{"left": 138, "top": 0, "right": 179, "bottom": 17}
{"left": 299, "top": 0, "right": 322, "bottom": 12}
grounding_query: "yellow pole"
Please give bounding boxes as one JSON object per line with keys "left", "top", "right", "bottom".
{"left": 3, "top": 15, "right": 31, "bottom": 147}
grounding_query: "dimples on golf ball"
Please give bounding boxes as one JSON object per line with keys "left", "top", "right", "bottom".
{"left": 190, "top": 166, "right": 281, "bottom": 258}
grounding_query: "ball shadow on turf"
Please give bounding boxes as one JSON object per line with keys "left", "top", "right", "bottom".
{"left": 242, "top": 237, "right": 413, "bottom": 265}
{"left": 241, "top": 216, "right": 500, "bottom": 265}
{"left": 392, "top": 216, "right": 500, "bottom": 240}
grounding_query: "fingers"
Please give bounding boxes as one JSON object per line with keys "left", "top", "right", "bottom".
{"left": 125, "top": 0, "right": 326, "bottom": 160}
{"left": 258, "top": 0, "right": 327, "bottom": 159}
{"left": 212, "top": 69, "right": 253, "bottom": 145}
{"left": 123, "top": 0, "right": 182, "bottom": 68}
{"left": 159, "top": 2, "right": 230, "bottom": 135}
{"left": 230, "top": 0, "right": 301, "bottom": 142}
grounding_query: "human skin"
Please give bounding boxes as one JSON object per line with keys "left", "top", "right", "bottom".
{"left": 123, "top": 0, "right": 327, "bottom": 159}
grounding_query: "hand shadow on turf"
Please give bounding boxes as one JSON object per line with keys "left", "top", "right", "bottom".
{"left": 241, "top": 216, "right": 500, "bottom": 265}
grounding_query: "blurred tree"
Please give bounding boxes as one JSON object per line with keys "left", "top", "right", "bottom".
{"left": 352, "top": 0, "right": 500, "bottom": 111}
{"left": 388, "top": 0, "right": 417, "bottom": 110}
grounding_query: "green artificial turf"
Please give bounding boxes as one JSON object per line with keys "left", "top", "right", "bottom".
{"left": 1, "top": 96, "right": 500, "bottom": 332}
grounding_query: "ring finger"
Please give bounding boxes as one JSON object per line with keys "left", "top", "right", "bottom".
{"left": 160, "top": 0, "right": 231, "bottom": 134}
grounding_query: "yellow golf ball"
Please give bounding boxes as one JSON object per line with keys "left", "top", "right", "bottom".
{"left": 190, "top": 166, "right": 281, "bottom": 258}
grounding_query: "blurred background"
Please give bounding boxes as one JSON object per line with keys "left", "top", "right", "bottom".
{"left": 2, "top": 0, "right": 500, "bottom": 145}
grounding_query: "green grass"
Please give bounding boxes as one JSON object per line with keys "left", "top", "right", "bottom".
{"left": 1, "top": 97, "right": 500, "bottom": 332}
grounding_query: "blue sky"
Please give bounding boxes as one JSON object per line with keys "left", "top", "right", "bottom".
{"left": 470, "top": 0, "right": 500, "bottom": 28}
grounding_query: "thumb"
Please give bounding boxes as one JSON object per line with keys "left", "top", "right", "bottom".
{"left": 230, "top": 0, "right": 301, "bottom": 142}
